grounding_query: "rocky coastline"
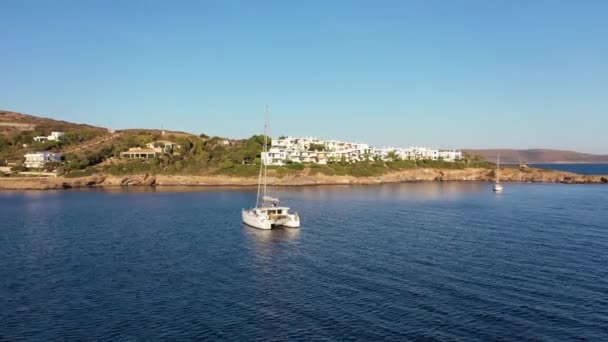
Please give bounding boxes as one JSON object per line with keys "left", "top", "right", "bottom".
{"left": 0, "top": 167, "right": 607, "bottom": 190}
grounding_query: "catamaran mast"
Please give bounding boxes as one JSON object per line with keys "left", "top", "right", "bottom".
{"left": 496, "top": 152, "right": 500, "bottom": 184}
{"left": 263, "top": 105, "right": 269, "bottom": 199}
{"left": 255, "top": 105, "right": 270, "bottom": 208}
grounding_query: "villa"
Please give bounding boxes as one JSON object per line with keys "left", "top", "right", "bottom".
{"left": 24, "top": 152, "right": 62, "bottom": 169}
{"left": 120, "top": 140, "right": 181, "bottom": 159}
{"left": 120, "top": 148, "right": 158, "bottom": 159}
{"left": 33, "top": 131, "right": 65, "bottom": 142}
{"left": 48, "top": 132, "right": 65, "bottom": 141}
{"left": 145, "top": 140, "right": 180, "bottom": 154}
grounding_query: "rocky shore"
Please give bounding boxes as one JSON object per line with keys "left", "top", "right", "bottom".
{"left": 1, "top": 167, "right": 607, "bottom": 190}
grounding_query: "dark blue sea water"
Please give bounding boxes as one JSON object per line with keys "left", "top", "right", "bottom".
{"left": 531, "top": 163, "right": 608, "bottom": 175}
{"left": 1, "top": 183, "right": 608, "bottom": 341}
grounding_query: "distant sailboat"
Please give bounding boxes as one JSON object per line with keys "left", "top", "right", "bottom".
{"left": 241, "top": 107, "right": 300, "bottom": 230}
{"left": 493, "top": 153, "right": 504, "bottom": 192}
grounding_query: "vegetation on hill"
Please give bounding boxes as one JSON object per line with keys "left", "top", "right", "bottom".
{"left": 1, "top": 110, "right": 107, "bottom": 164}
{"left": 1, "top": 110, "right": 495, "bottom": 177}
{"left": 96, "top": 133, "right": 268, "bottom": 176}
{"left": 0, "top": 128, "right": 106, "bottom": 164}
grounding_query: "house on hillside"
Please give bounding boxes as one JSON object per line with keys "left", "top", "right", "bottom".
{"left": 33, "top": 131, "right": 65, "bottom": 143}
{"left": 120, "top": 148, "right": 158, "bottom": 159}
{"left": 145, "top": 140, "right": 181, "bottom": 154}
{"left": 24, "top": 152, "right": 62, "bottom": 169}
{"left": 48, "top": 132, "right": 65, "bottom": 141}
{"left": 120, "top": 140, "right": 181, "bottom": 160}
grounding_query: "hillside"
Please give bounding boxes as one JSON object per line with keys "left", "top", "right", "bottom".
{"left": 2, "top": 110, "right": 605, "bottom": 183}
{"left": 464, "top": 149, "right": 608, "bottom": 164}
{"left": 0, "top": 110, "right": 273, "bottom": 176}
{"left": 0, "top": 110, "right": 108, "bottom": 162}
{"left": 0, "top": 110, "right": 105, "bottom": 134}
{"left": 0, "top": 111, "right": 201, "bottom": 168}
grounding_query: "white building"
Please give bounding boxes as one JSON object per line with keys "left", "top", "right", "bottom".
{"left": 438, "top": 150, "right": 464, "bottom": 162}
{"left": 263, "top": 136, "right": 374, "bottom": 165}
{"left": 407, "top": 147, "right": 439, "bottom": 161}
{"left": 24, "top": 152, "right": 62, "bottom": 169}
{"left": 261, "top": 136, "right": 460, "bottom": 165}
{"left": 145, "top": 140, "right": 180, "bottom": 154}
{"left": 48, "top": 132, "right": 65, "bottom": 141}
{"left": 33, "top": 132, "right": 65, "bottom": 143}
{"left": 120, "top": 148, "right": 158, "bottom": 159}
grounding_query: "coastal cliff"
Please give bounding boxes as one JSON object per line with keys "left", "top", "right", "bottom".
{"left": 1, "top": 167, "right": 606, "bottom": 190}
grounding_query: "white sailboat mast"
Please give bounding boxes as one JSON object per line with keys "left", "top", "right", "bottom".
{"left": 255, "top": 105, "right": 270, "bottom": 208}
{"left": 263, "top": 105, "right": 269, "bottom": 199}
{"left": 496, "top": 152, "right": 500, "bottom": 184}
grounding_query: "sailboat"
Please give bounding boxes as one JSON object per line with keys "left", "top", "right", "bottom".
{"left": 493, "top": 152, "right": 504, "bottom": 192}
{"left": 241, "top": 107, "right": 300, "bottom": 230}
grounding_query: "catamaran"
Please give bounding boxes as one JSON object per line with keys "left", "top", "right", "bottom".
{"left": 242, "top": 107, "right": 300, "bottom": 230}
{"left": 493, "top": 152, "right": 504, "bottom": 192}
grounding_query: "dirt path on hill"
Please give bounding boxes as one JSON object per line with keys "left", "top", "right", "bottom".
{"left": 62, "top": 132, "right": 122, "bottom": 154}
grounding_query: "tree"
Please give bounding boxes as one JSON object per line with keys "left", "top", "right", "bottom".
{"left": 11, "top": 164, "right": 28, "bottom": 172}
{"left": 308, "top": 143, "right": 325, "bottom": 152}
{"left": 0, "top": 136, "right": 9, "bottom": 151}
{"left": 386, "top": 151, "right": 400, "bottom": 161}
{"left": 44, "top": 162, "right": 61, "bottom": 172}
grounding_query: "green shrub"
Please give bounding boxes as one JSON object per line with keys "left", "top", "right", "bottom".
{"left": 285, "top": 163, "right": 305, "bottom": 171}
{"left": 64, "top": 168, "right": 97, "bottom": 178}
{"left": 308, "top": 143, "right": 326, "bottom": 151}
{"left": 418, "top": 160, "right": 466, "bottom": 169}
{"left": 386, "top": 160, "right": 417, "bottom": 170}
{"left": 214, "top": 162, "right": 260, "bottom": 177}
{"left": 102, "top": 160, "right": 157, "bottom": 175}
{"left": 10, "top": 165, "right": 28, "bottom": 172}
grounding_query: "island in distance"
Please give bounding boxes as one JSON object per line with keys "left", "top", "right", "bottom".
{"left": 1, "top": 110, "right": 607, "bottom": 190}
{"left": 465, "top": 149, "right": 608, "bottom": 165}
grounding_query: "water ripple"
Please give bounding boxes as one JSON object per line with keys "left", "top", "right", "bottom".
{"left": 1, "top": 183, "right": 607, "bottom": 340}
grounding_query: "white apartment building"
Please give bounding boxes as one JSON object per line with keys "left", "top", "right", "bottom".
{"left": 262, "top": 136, "right": 462, "bottom": 165}
{"left": 24, "top": 152, "right": 62, "bottom": 169}
{"left": 438, "top": 150, "right": 464, "bottom": 162}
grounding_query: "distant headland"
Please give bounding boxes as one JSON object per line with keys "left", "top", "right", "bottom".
{"left": 464, "top": 149, "right": 608, "bottom": 165}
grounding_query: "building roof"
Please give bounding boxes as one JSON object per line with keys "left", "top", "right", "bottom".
{"left": 122, "top": 148, "right": 157, "bottom": 153}
{"left": 148, "top": 140, "right": 178, "bottom": 145}
{"left": 25, "top": 151, "right": 61, "bottom": 156}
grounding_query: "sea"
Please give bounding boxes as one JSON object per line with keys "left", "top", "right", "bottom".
{"left": 1, "top": 183, "right": 607, "bottom": 341}
{"left": 530, "top": 163, "right": 608, "bottom": 175}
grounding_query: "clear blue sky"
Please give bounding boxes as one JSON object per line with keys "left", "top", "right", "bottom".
{"left": 1, "top": 0, "right": 607, "bottom": 153}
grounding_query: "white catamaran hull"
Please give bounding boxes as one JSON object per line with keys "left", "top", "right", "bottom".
{"left": 242, "top": 210, "right": 272, "bottom": 230}
{"left": 242, "top": 209, "right": 300, "bottom": 230}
